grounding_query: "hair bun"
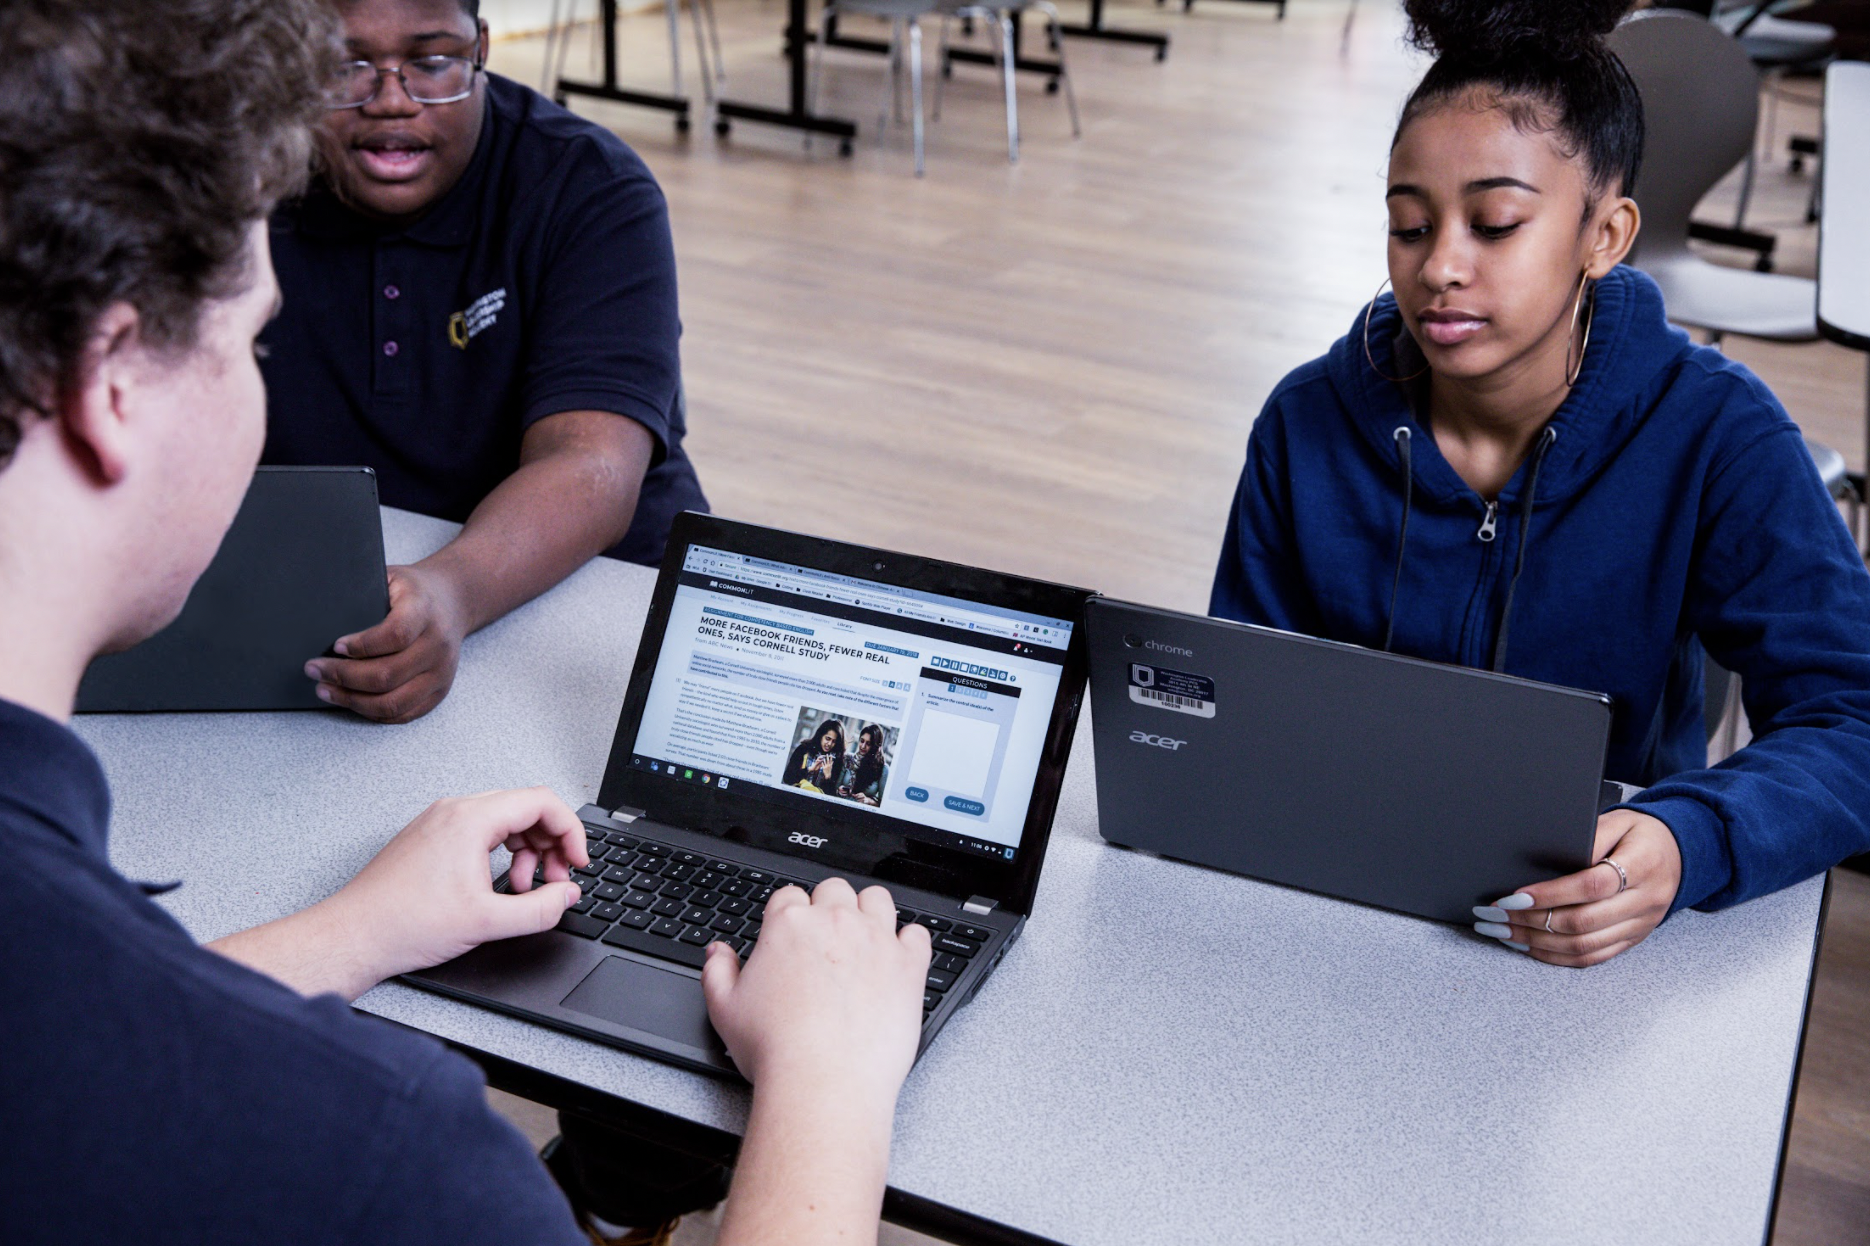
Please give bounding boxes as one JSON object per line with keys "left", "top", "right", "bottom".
{"left": 1403, "top": 0, "right": 1634, "bottom": 63}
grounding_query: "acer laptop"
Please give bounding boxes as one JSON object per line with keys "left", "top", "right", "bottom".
{"left": 1085, "top": 598, "right": 1628, "bottom": 925}
{"left": 76, "top": 466, "right": 388, "bottom": 713}
{"left": 407, "top": 513, "right": 1091, "bottom": 1077}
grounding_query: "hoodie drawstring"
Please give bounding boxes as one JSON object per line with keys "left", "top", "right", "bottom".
{"left": 1489, "top": 425, "right": 1559, "bottom": 673}
{"left": 1383, "top": 426, "right": 1413, "bottom": 652}
{"left": 1383, "top": 423, "right": 1559, "bottom": 671}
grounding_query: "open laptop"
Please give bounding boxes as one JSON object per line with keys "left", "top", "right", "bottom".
{"left": 1085, "top": 598, "right": 1626, "bottom": 925}
{"left": 407, "top": 513, "right": 1090, "bottom": 1077}
{"left": 76, "top": 466, "right": 388, "bottom": 713}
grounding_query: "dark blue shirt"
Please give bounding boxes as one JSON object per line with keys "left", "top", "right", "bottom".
{"left": 0, "top": 697, "right": 585, "bottom": 1244}
{"left": 260, "top": 72, "right": 706, "bottom": 566}
{"left": 1211, "top": 265, "right": 1870, "bottom": 913}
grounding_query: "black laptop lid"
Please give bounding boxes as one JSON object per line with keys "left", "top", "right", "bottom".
{"left": 596, "top": 513, "right": 1091, "bottom": 914}
{"left": 1084, "top": 598, "right": 1613, "bottom": 924}
{"left": 76, "top": 466, "right": 388, "bottom": 713}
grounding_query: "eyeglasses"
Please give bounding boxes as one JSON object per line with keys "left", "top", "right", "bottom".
{"left": 325, "top": 54, "right": 483, "bottom": 110}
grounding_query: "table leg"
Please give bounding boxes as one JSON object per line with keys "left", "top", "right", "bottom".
{"left": 1059, "top": 0, "right": 1171, "bottom": 61}
{"left": 714, "top": 0, "right": 860, "bottom": 148}
{"left": 555, "top": 0, "right": 695, "bottom": 127}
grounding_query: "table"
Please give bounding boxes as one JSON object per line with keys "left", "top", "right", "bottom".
{"left": 554, "top": 0, "right": 693, "bottom": 131}
{"left": 79, "top": 507, "right": 1827, "bottom": 1246}
{"left": 1818, "top": 61, "right": 1870, "bottom": 497}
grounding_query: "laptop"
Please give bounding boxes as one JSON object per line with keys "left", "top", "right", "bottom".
{"left": 407, "top": 513, "right": 1091, "bottom": 1077}
{"left": 76, "top": 466, "right": 388, "bottom": 713}
{"left": 1085, "top": 598, "right": 1625, "bottom": 925}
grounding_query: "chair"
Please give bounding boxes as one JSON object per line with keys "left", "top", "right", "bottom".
{"left": 1610, "top": 12, "right": 1819, "bottom": 344}
{"left": 542, "top": 0, "right": 726, "bottom": 127}
{"left": 809, "top": 0, "right": 1079, "bottom": 176}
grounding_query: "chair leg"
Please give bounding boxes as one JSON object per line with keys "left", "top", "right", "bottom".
{"left": 880, "top": 17, "right": 900, "bottom": 133}
{"left": 698, "top": 0, "right": 727, "bottom": 84}
{"left": 664, "top": 0, "right": 685, "bottom": 98}
{"left": 1035, "top": 2, "right": 1079, "bottom": 137}
{"left": 910, "top": 18, "right": 925, "bottom": 176}
{"left": 688, "top": 0, "right": 716, "bottom": 107}
{"left": 542, "top": 0, "right": 563, "bottom": 93}
{"left": 807, "top": 0, "right": 833, "bottom": 150}
{"left": 553, "top": 0, "right": 582, "bottom": 91}
{"left": 933, "top": 15, "right": 950, "bottom": 120}
{"left": 993, "top": 10, "right": 1018, "bottom": 163}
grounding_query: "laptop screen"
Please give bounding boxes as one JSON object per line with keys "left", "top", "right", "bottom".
{"left": 627, "top": 545, "right": 1075, "bottom": 863}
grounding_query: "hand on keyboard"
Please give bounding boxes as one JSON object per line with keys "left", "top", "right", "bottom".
{"left": 699, "top": 877, "right": 931, "bottom": 1095}
{"left": 324, "top": 787, "right": 587, "bottom": 987}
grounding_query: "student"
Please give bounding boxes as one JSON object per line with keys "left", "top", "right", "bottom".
{"left": 0, "top": 5, "right": 930, "bottom": 1244}
{"left": 1211, "top": 0, "right": 1870, "bottom": 967}
{"left": 263, "top": 0, "right": 707, "bottom": 725}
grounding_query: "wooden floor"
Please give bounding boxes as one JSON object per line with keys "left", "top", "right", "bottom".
{"left": 483, "top": 3, "right": 1870, "bottom": 1242}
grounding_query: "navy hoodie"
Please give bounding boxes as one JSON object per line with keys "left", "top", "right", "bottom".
{"left": 1211, "top": 265, "right": 1870, "bottom": 913}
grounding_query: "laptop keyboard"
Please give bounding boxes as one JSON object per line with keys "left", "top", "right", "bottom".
{"left": 505, "top": 823, "right": 996, "bottom": 1023}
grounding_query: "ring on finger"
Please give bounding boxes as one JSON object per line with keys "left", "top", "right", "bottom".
{"left": 1599, "top": 856, "right": 1629, "bottom": 894}
{"left": 1544, "top": 908, "right": 1556, "bottom": 933}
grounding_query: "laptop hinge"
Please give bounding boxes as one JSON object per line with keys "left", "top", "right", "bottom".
{"left": 962, "top": 895, "right": 997, "bottom": 915}
{"left": 609, "top": 805, "right": 646, "bottom": 824}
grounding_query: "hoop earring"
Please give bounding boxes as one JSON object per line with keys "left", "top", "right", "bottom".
{"left": 1565, "top": 270, "right": 1596, "bottom": 388}
{"left": 1363, "top": 277, "right": 1430, "bottom": 384}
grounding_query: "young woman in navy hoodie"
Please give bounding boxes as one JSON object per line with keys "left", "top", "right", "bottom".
{"left": 1211, "top": 0, "right": 1870, "bottom": 966}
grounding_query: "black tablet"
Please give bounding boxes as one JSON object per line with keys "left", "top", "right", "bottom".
{"left": 76, "top": 466, "right": 389, "bottom": 713}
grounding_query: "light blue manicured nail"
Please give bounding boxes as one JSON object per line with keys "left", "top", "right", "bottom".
{"left": 1495, "top": 893, "right": 1536, "bottom": 910}
{"left": 1473, "top": 905, "right": 1509, "bottom": 922}
{"left": 1474, "top": 921, "right": 1513, "bottom": 939}
{"left": 1505, "top": 941, "right": 1530, "bottom": 952}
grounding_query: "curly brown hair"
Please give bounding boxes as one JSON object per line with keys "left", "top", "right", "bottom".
{"left": 0, "top": 0, "right": 341, "bottom": 466}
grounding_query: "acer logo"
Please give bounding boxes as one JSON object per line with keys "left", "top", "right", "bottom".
{"left": 1129, "top": 730, "right": 1187, "bottom": 751}
{"left": 788, "top": 832, "right": 828, "bottom": 848}
{"left": 1144, "top": 640, "right": 1193, "bottom": 656}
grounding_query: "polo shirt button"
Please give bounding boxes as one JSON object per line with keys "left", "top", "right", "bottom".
{"left": 383, "top": 340, "right": 399, "bottom": 357}
{"left": 383, "top": 284, "right": 401, "bottom": 300}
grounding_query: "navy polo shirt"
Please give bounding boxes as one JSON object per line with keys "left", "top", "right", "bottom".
{"left": 260, "top": 72, "right": 706, "bottom": 566}
{"left": 0, "top": 696, "right": 584, "bottom": 1245}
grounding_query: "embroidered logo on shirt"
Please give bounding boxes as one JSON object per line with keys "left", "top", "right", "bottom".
{"left": 447, "top": 287, "right": 507, "bottom": 349}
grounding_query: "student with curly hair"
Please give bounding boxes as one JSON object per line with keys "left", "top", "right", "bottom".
{"left": 0, "top": 3, "right": 929, "bottom": 1240}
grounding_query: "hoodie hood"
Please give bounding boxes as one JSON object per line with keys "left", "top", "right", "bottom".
{"left": 1323, "top": 264, "right": 1697, "bottom": 508}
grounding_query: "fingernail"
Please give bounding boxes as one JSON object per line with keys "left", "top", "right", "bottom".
{"left": 1472, "top": 905, "right": 1509, "bottom": 922}
{"left": 563, "top": 887, "right": 579, "bottom": 908}
{"left": 334, "top": 640, "right": 349, "bottom": 656}
{"left": 303, "top": 662, "right": 321, "bottom": 680}
{"left": 1495, "top": 893, "right": 1536, "bottom": 910}
{"left": 1504, "top": 941, "right": 1530, "bottom": 952}
{"left": 315, "top": 685, "right": 333, "bottom": 703}
{"left": 1474, "top": 921, "right": 1513, "bottom": 939}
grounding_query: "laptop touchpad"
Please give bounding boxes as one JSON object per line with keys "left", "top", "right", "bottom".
{"left": 561, "top": 955, "right": 725, "bottom": 1054}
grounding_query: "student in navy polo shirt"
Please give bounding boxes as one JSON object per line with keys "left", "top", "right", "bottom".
{"left": 0, "top": 3, "right": 930, "bottom": 1243}
{"left": 261, "top": 0, "right": 707, "bottom": 725}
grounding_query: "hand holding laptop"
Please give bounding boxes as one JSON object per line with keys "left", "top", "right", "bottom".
{"left": 702, "top": 878, "right": 933, "bottom": 1246}
{"left": 1472, "top": 810, "right": 1682, "bottom": 967}
{"left": 307, "top": 562, "right": 470, "bottom": 724}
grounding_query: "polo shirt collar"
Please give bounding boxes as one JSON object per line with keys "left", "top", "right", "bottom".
{"left": 291, "top": 94, "right": 494, "bottom": 248}
{"left": 0, "top": 696, "right": 110, "bottom": 861}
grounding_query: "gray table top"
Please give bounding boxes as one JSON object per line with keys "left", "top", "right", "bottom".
{"left": 77, "top": 507, "right": 1824, "bottom": 1246}
{"left": 1820, "top": 61, "right": 1870, "bottom": 350}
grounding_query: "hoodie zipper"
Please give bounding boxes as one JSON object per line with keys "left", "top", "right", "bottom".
{"left": 1477, "top": 501, "right": 1498, "bottom": 543}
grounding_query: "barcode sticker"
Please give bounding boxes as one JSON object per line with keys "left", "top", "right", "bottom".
{"left": 1127, "top": 663, "right": 1216, "bottom": 718}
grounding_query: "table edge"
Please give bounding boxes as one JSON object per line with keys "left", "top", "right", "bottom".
{"left": 1760, "top": 869, "right": 1835, "bottom": 1246}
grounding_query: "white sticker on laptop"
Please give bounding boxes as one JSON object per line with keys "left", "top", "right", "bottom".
{"left": 1127, "top": 663, "right": 1215, "bottom": 718}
